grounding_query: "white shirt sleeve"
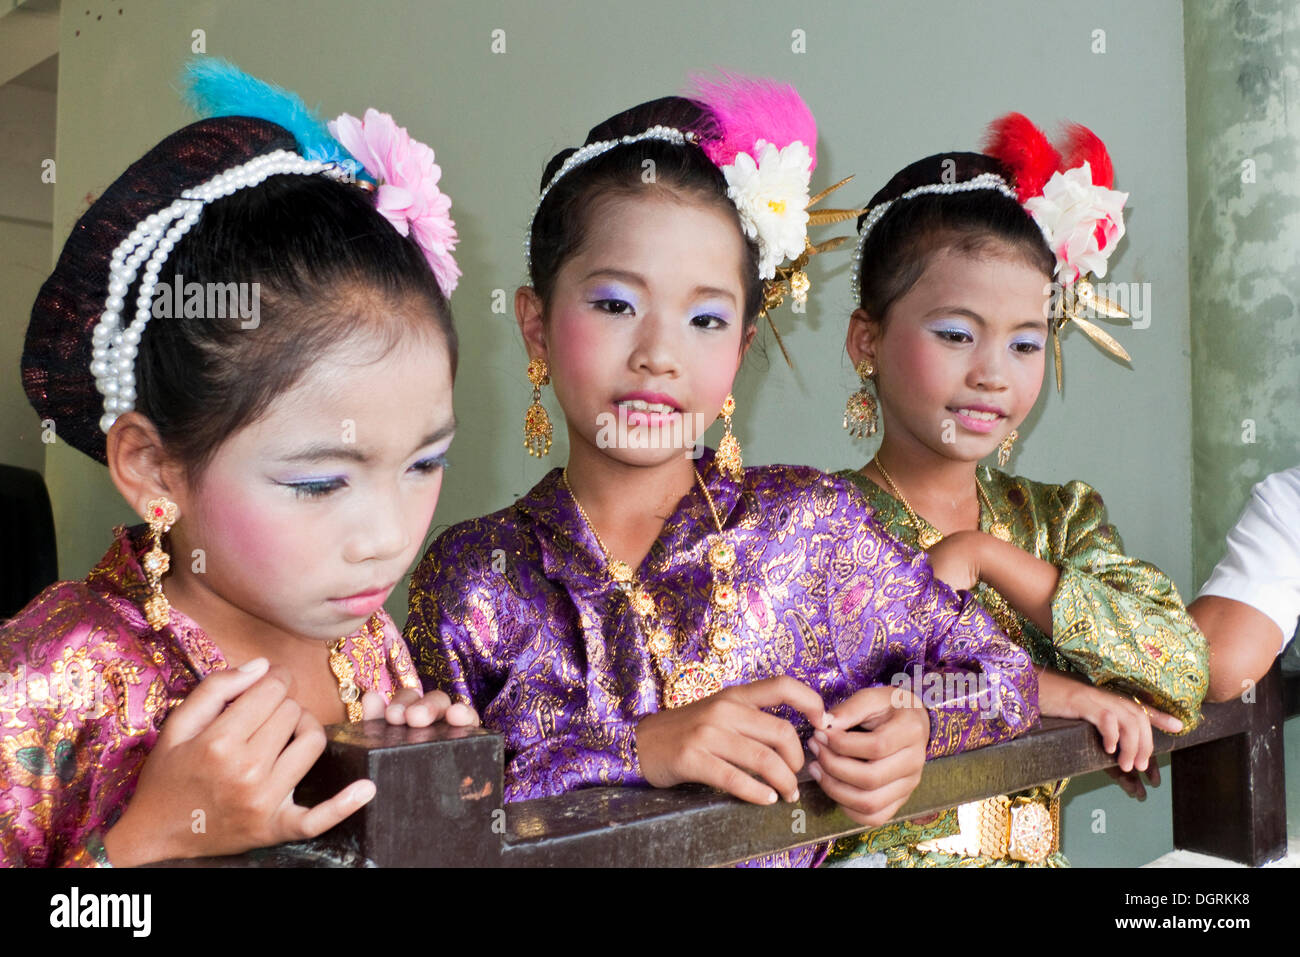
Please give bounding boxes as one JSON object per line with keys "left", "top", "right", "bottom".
{"left": 1198, "top": 466, "right": 1300, "bottom": 654}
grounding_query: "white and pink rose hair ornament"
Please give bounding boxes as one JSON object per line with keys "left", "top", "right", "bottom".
{"left": 89, "top": 58, "right": 460, "bottom": 435}
{"left": 851, "top": 112, "right": 1132, "bottom": 392}
{"left": 985, "top": 113, "right": 1132, "bottom": 391}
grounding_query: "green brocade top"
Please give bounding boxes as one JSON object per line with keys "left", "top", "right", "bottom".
{"left": 828, "top": 466, "right": 1209, "bottom": 866}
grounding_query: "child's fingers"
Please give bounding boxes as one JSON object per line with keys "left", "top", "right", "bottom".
{"left": 402, "top": 690, "right": 454, "bottom": 728}
{"left": 268, "top": 710, "right": 330, "bottom": 797}
{"left": 156, "top": 658, "right": 269, "bottom": 744}
{"left": 828, "top": 686, "right": 896, "bottom": 730}
{"left": 208, "top": 666, "right": 297, "bottom": 743}
{"left": 1133, "top": 707, "right": 1155, "bottom": 773}
{"left": 289, "top": 778, "right": 377, "bottom": 841}
{"left": 444, "top": 701, "right": 480, "bottom": 727}
{"left": 247, "top": 696, "right": 305, "bottom": 768}
{"left": 1115, "top": 709, "right": 1143, "bottom": 773}
{"left": 808, "top": 761, "right": 916, "bottom": 826}
{"left": 725, "top": 704, "right": 806, "bottom": 776}
{"left": 380, "top": 687, "right": 423, "bottom": 724}
{"left": 822, "top": 706, "right": 926, "bottom": 761}
{"left": 809, "top": 736, "right": 922, "bottom": 794}
{"left": 1143, "top": 705, "right": 1184, "bottom": 735}
{"left": 693, "top": 752, "right": 780, "bottom": 806}
{"left": 361, "top": 691, "right": 389, "bottom": 721}
{"left": 730, "top": 676, "right": 829, "bottom": 731}
{"left": 819, "top": 726, "right": 894, "bottom": 762}
{"left": 713, "top": 728, "right": 801, "bottom": 802}
{"left": 1094, "top": 708, "right": 1120, "bottom": 757}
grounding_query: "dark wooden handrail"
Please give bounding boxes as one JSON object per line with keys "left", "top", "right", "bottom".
{"left": 166, "top": 664, "right": 1295, "bottom": 867}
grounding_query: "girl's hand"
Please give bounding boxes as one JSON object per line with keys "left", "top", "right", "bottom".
{"left": 102, "top": 658, "right": 375, "bottom": 867}
{"left": 364, "top": 687, "right": 480, "bottom": 728}
{"left": 1038, "top": 667, "right": 1183, "bottom": 774}
{"left": 635, "top": 676, "right": 829, "bottom": 806}
{"left": 808, "top": 686, "right": 930, "bottom": 827}
{"left": 923, "top": 531, "right": 985, "bottom": 592}
{"left": 1105, "top": 763, "right": 1161, "bottom": 801}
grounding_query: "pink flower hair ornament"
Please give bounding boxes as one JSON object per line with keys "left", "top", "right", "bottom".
{"left": 329, "top": 108, "right": 461, "bottom": 297}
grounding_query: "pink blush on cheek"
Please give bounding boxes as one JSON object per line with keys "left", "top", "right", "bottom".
{"left": 186, "top": 480, "right": 326, "bottom": 613}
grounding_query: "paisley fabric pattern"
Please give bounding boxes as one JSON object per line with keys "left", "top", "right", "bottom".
{"left": 406, "top": 448, "right": 1040, "bottom": 867}
{"left": 0, "top": 525, "right": 418, "bottom": 867}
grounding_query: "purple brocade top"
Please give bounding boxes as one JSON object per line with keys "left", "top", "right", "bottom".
{"left": 406, "top": 448, "right": 1040, "bottom": 867}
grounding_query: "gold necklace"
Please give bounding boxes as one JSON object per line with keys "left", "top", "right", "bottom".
{"left": 871, "top": 455, "right": 1011, "bottom": 548}
{"left": 976, "top": 472, "right": 1013, "bottom": 542}
{"left": 328, "top": 614, "right": 383, "bottom": 723}
{"left": 562, "top": 466, "right": 738, "bottom": 709}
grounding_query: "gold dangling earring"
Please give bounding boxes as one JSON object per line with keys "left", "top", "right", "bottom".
{"left": 843, "top": 358, "right": 878, "bottom": 439}
{"left": 715, "top": 393, "right": 743, "bottom": 481}
{"left": 997, "top": 429, "right": 1019, "bottom": 468}
{"left": 142, "top": 497, "right": 179, "bottom": 631}
{"left": 523, "top": 357, "right": 553, "bottom": 457}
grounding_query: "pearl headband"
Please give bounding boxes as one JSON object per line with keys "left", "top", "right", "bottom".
{"left": 847, "top": 172, "right": 1020, "bottom": 304}
{"left": 523, "top": 125, "right": 693, "bottom": 272}
{"left": 90, "top": 149, "right": 352, "bottom": 434}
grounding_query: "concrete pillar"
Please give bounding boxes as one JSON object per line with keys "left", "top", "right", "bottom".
{"left": 1185, "top": 0, "right": 1300, "bottom": 584}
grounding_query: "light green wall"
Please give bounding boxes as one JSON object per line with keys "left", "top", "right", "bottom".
{"left": 0, "top": 218, "right": 49, "bottom": 474}
{"left": 17, "top": 0, "right": 1270, "bottom": 866}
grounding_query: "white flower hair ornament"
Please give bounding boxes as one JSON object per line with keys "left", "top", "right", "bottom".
{"left": 691, "top": 75, "right": 862, "bottom": 364}
{"left": 526, "top": 74, "right": 860, "bottom": 368}
{"left": 985, "top": 113, "right": 1133, "bottom": 391}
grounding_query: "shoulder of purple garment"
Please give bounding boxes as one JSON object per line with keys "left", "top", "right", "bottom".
{"left": 741, "top": 463, "right": 876, "bottom": 519}
{"left": 413, "top": 500, "right": 541, "bottom": 582}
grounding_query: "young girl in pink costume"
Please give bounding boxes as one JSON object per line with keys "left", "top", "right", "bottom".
{"left": 2, "top": 60, "right": 474, "bottom": 867}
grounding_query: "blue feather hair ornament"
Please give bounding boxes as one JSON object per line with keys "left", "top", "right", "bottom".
{"left": 180, "top": 57, "right": 370, "bottom": 182}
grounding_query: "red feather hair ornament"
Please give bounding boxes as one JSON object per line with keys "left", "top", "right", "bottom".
{"left": 982, "top": 112, "right": 1060, "bottom": 201}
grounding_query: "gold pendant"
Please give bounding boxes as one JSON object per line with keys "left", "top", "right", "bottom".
{"left": 988, "top": 522, "right": 1012, "bottom": 542}
{"left": 143, "top": 592, "right": 171, "bottom": 631}
{"left": 665, "top": 661, "right": 724, "bottom": 709}
{"left": 631, "top": 587, "right": 657, "bottom": 617}
{"left": 708, "top": 540, "right": 736, "bottom": 571}
{"left": 647, "top": 630, "right": 674, "bottom": 656}
{"left": 708, "top": 625, "right": 734, "bottom": 653}
{"left": 918, "top": 527, "right": 943, "bottom": 549}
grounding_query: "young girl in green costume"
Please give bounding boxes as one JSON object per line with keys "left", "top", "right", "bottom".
{"left": 823, "top": 114, "right": 1209, "bottom": 867}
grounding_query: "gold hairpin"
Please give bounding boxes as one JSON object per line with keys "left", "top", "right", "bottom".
{"left": 762, "top": 175, "right": 866, "bottom": 367}
{"left": 1050, "top": 276, "right": 1132, "bottom": 392}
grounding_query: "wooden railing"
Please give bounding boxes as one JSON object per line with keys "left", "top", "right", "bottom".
{"left": 170, "top": 663, "right": 1295, "bottom": 867}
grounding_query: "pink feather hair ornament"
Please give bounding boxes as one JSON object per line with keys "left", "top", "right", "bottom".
{"left": 687, "top": 72, "right": 818, "bottom": 171}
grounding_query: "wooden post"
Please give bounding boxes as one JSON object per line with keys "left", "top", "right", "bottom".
{"left": 293, "top": 721, "right": 505, "bottom": 866}
{"left": 1172, "top": 662, "right": 1288, "bottom": 866}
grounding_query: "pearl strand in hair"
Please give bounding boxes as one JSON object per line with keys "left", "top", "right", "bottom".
{"left": 523, "top": 125, "right": 696, "bottom": 273}
{"left": 90, "top": 149, "right": 352, "bottom": 435}
{"left": 847, "top": 172, "right": 1021, "bottom": 305}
